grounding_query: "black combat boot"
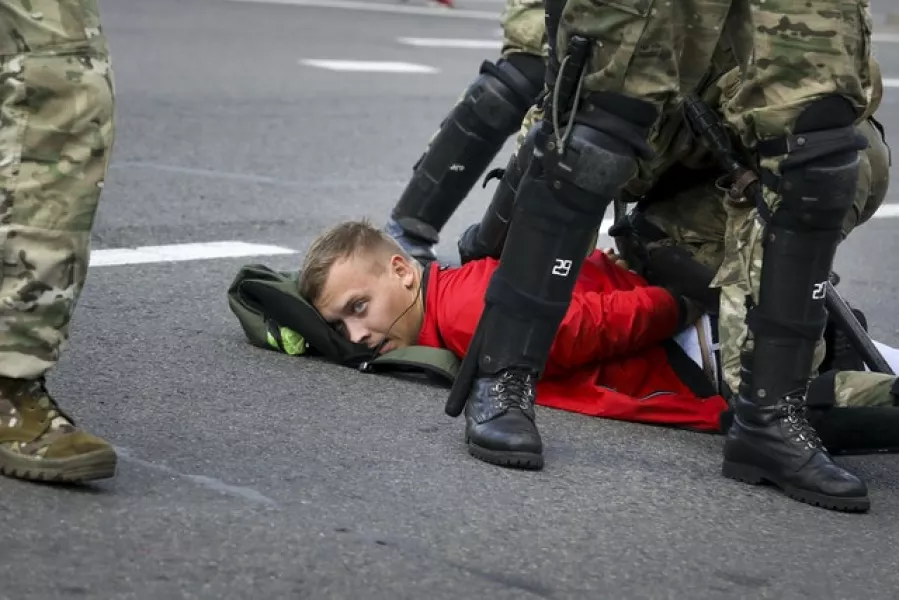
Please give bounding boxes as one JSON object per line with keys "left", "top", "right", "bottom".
{"left": 723, "top": 370, "right": 869, "bottom": 512}
{"left": 465, "top": 369, "right": 542, "bottom": 468}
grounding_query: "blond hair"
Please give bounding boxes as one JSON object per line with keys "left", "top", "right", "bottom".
{"left": 298, "top": 219, "right": 411, "bottom": 305}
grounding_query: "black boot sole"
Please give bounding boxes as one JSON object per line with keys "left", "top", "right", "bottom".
{"left": 722, "top": 460, "right": 870, "bottom": 513}
{"left": 466, "top": 438, "right": 544, "bottom": 470}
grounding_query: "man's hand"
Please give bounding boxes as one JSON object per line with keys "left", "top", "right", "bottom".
{"left": 604, "top": 248, "right": 630, "bottom": 270}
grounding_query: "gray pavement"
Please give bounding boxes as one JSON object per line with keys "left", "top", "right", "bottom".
{"left": 2, "top": 0, "right": 899, "bottom": 598}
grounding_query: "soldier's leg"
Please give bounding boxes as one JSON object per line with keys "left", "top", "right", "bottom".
{"left": 716, "top": 0, "right": 874, "bottom": 511}
{"left": 457, "top": 100, "right": 604, "bottom": 264}
{"left": 443, "top": 0, "right": 730, "bottom": 469}
{"left": 385, "top": 0, "right": 546, "bottom": 264}
{"left": 769, "top": 109, "right": 894, "bottom": 451}
{"left": 610, "top": 170, "right": 727, "bottom": 317}
{"left": 845, "top": 116, "right": 890, "bottom": 232}
{"left": 615, "top": 166, "right": 728, "bottom": 267}
{"left": 456, "top": 105, "right": 541, "bottom": 263}
{"left": 0, "top": 0, "right": 117, "bottom": 482}
{"left": 821, "top": 116, "right": 890, "bottom": 372}
{"left": 717, "top": 116, "right": 888, "bottom": 390}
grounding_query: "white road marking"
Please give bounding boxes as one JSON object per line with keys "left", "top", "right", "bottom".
{"left": 115, "top": 447, "right": 280, "bottom": 508}
{"left": 86, "top": 205, "right": 899, "bottom": 268}
{"left": 882, "top": 78, "right": 899, "bottom": 88}
{"left": 300, "top": 59, "right": 438, "bottom": 73}
{"left": 89, "top": 241, "right": 296, "bottom": 268}
{"left": 397, "top": 37, "right": 502, "bottom": 49}
{"left": 226, "top": 0, "right": 497, "bottom": 19}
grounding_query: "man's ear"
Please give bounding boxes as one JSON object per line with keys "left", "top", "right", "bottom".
{"left": 391, "top": 254, "right": 415, "bottom": 288}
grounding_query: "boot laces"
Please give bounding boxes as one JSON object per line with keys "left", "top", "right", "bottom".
{"left": 490, "top": 369, "right": 536, "bottom": 412}
{"left": 781, "top": 395, "right": 823, "bottom": 450}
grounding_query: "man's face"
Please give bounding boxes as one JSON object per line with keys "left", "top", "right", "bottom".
{"left": 314, "top": 252, "right": 421, "bottom": 354}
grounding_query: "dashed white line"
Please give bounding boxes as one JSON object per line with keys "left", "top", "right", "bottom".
{"left": 397, "top": 37, "right": 502, "bottom": 49}
{"left": 89, "top": 241, "right": 296, "bottom": 268}
{"left": 86, "top": 204, "right": 899, "bottom": 268}
{"left": 300, "top": 59, "right": 438, "bottom": 73}
{"left": 115, "top": 446, "right": 280, "bottom": 508}
{"left": 226, "top": 0, "right": 497, "bottom": 19}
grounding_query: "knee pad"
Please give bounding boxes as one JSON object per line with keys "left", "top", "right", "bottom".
{"left": 470, "top": 54, "right": 545, "bottom": 134}
{"left": 756, "top": 96, "right": 870, "bottom": 231}
{"left": 391, "top": 54, "right": 545, "bottom": 241}
{"left": 538, "top": 93, "right": 658, "bottom": 217}
{"left": 575, "top": 90, "right": 659, "bottom": 157}
{"left": 502, "top": 53, "right": 546, "bottom": 101}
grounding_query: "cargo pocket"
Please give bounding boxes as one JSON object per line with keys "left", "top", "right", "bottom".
{"left": 0, "top": 56, "right": 29, "bottom": 218}
{"left": 568, "top": 0, "right": 656, "bottom": 91}
{"left": 12, "top": 52, "right": 114, "bottom": 231}
{"left": 0, "top": 1, "right": 94, "bottom": 56}
{"left": 711, "top": 200, "right": 759, "bottom": 295}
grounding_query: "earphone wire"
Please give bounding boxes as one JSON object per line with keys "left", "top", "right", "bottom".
{"left": 368, "top": 275, "right": 424, "bottom": 362}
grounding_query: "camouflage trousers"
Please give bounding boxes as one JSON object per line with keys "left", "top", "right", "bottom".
{"left": 555, "top": 0, "right": 872, "bottom": 146}
{"left": 637, "top": 116, "right": 895, "bottom": 408}
{"left": 0, "top": 0, "right": 116, "bottom": 379}
{"left": 499, "top": 0, "right": 547, "bottom": 59}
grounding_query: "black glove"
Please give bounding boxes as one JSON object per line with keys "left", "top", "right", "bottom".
{"left": 671, "top": 292, "right": 704, "bottom": 333}
{"left": 644, "top": 245, "right": 720, "bottom": 315}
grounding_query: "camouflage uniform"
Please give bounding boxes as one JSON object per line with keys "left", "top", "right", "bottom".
{"left": 499, "top": 0, "right": 547, "bottom": 59}
{"left": 0, "top": 0, "right": 117, "bottom": 482}
{"left": 630, "top": 55, "right": 894, "bottom": 410}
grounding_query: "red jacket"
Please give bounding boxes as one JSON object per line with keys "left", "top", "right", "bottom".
{"left": 417, "top": 250, "right": 728, "bottom": 432}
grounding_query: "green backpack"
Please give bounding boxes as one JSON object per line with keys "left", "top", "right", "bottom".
{"left": 226, "top": 264, "right": 460, "bottom": 386}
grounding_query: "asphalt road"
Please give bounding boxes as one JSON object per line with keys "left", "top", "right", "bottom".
{"left": 2, "top": 0, "right": 899, "bottom": 598}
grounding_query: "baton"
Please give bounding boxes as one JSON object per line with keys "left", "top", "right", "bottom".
{"left": 824, "top": 282, "right": 893, "bottom": 374}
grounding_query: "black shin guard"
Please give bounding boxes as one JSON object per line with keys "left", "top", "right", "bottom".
{"left": 475, "top": 172, "right": 603, "bottom": 376}
{"left": 742, "top": 101, "right": 870, "bottom": 404}
{"left": 445, "top": 93, "right": 658, "bottom": 416}
{"left": 457, "top": 125, "right": 538, "bottom": 263}
{"left": 390, "top": 54, "right": 544, "bottom": 245}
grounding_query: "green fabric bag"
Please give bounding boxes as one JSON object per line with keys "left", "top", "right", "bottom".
{"left": 226, "top": 264, "right": 460, "bottom": 386}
